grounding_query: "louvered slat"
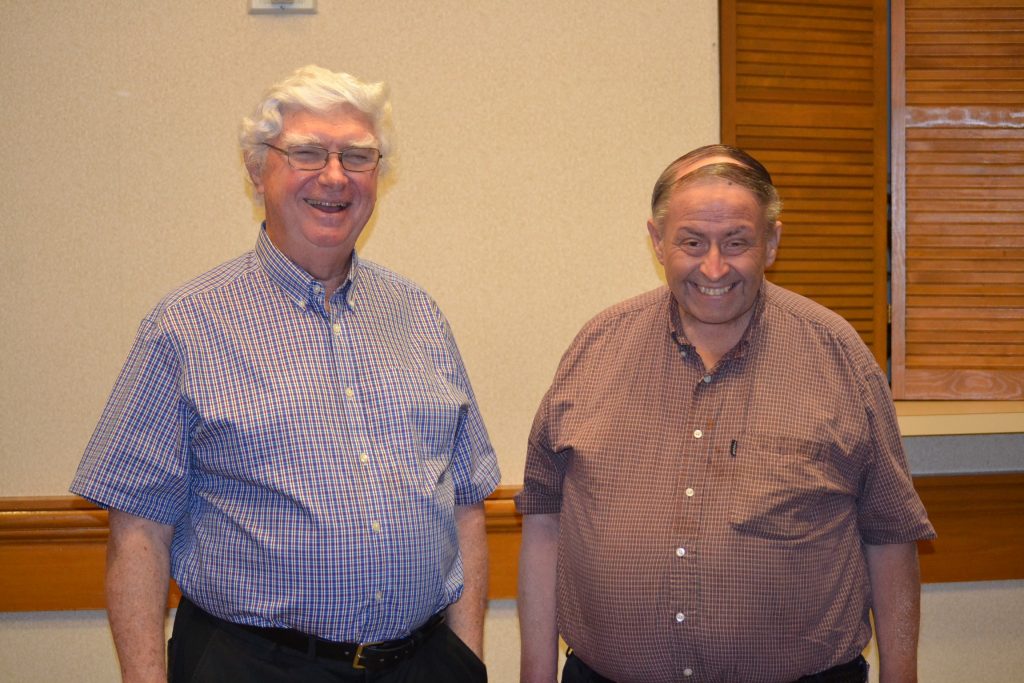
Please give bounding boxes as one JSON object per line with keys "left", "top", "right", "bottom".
{"left": 892, "top": 0, "right": 1024, "bottom": 398}
{"left": 721, "top": 0, "right": 889, "bottom": 367}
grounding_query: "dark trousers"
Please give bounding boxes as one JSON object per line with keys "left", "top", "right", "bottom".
{"left": 562, "top": 651, "right": 868, "bottom": 683}
{"left": 561, "top": 652, "right": 616, "bottom": 683}
{"left": 168, "top": 597, "right": 486, "bottom": 683}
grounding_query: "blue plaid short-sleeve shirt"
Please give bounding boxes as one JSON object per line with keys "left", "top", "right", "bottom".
{"left": 71, "top": 228, "right": 500, "bottom": 642}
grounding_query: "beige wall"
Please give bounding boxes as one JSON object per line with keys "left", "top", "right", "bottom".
{"left": 1, "top": 0, "right": 720, "bottom": 496}
{"left": 2, "top": 2, "right": 1021, "bottom": 682}
{"left": 0, "top": 0, "right": 716, "bottom": 679}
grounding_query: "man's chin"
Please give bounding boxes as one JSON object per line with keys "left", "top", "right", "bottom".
{"left": 679, "top": 300, "right": 755, "bottom": 328}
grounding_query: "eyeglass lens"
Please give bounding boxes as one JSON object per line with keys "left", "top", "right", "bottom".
{"left": 286, "top": 145, "right": 380, "bottom": 172}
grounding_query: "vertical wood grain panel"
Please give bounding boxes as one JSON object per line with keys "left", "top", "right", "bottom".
{"left": 892, "top": 0, "right": 1024, "bottom": 399}
{"left": 720, "top": 0, "right": 890, "bottom": 367}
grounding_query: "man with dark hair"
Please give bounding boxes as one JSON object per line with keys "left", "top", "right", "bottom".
{"left": 517, "top": 145, "right": 934, "bottom": 683}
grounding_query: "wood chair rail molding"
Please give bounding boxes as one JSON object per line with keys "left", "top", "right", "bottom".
{"left": 2, "top": 476, "right": 1022, "bottom": 612}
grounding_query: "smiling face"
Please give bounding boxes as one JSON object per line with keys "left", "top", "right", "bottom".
{"left": 648, "top": 175, "right": 781, "bottom": 353}
{"left": 248, "top": 104, "right": 379, "bottom": 282}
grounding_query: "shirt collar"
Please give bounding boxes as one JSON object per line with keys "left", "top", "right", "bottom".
{"left": 254, "top": 225, "right": 360, "bottom": 313}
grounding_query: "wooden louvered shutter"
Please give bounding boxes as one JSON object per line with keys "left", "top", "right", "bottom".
{"left": 720, "top": 0, "right": 890, "bottom": 367}
{"left": 891, "top": 0, "right": 1024, "bottom": 399}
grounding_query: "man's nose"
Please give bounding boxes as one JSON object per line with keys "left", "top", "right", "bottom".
{"left": 700, "top": 245, "right": 729, "bottom": 280}
{"left": 317, "top": 154, "right": 349, "bottom": 185}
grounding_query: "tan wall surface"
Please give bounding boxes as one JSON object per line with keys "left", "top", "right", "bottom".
{"left": 2, "top": 2, "right": 1021, "bottom": 683}
{"left": 0, "top": 1, "right": 717, "bottom": 679}
{"left": 1, "top": 0, "right": 720, "bottom": 497}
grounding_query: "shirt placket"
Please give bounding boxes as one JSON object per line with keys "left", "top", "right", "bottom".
{"left": 692, "top": 354, "right": 753, "bottom": 681}
{"left": 328, "top": 294, "right": 390, "bottom": 636}
{"left": 669, "top": 352, "right": 723, "bottom": 681}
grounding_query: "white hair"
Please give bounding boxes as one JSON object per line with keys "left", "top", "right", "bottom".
{"left": 240, "top": 65, "right": 394, "bottom": 176}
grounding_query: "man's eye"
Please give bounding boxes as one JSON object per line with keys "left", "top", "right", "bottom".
{"left": 345, "top": 150, "right": 374, "bottom": 163}
{"left": 290, "top": 147, "right": 325, "bottom": 162}
{"left": 344, "top": 148, "right": 380, "bottom": 165}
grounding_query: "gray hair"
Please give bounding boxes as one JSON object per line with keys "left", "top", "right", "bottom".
{"left": 240, "top": 65, "right": 394, "bottom": 177}
{"left": 650, "top": 145, "right": 780, "bottom": 231}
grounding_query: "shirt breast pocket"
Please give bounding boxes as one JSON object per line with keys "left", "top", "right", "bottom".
{"left": 728, "top": 434, "right": 833, "bottom": 542}
{"left": 403, "top": 372, "right": 466, "bottom": 491}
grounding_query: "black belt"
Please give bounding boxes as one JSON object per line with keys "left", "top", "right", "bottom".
{"left": 187, "top": 598, "right": 446, "bottom": 671}
{"left": 793, "top": 655, "right": 868, "bottom": 683}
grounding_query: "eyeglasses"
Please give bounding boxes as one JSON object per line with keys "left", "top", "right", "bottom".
{"left": 262, "top": 143, "right": 382, "bottom": 172}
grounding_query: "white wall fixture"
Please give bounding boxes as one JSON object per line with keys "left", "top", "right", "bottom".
{"left": 249, "top": 0, "right": 316, "bottom": 14}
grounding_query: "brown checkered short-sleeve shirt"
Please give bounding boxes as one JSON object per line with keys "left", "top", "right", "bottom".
{"left": 516, "top": 282, "right": 935, "bottom": 683}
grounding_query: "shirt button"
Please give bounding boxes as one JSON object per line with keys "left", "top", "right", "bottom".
{"left": 683, "top": 668, "right": 694, "bottom": 677}
{"left": 702, "top": 375, "right": 712, "bottom": 383}
{"left": 332, "top": 323, "right": 342, "bottom": 335}
{"left": 676, "top": 547, "right": 686, "bottom": 557}
{"left": 345, "top": 387, "right": 355, "bottom": 399}
{"left": 693, "top": 429, "right": 703, "bottom": 439}
{"left": 675, "top": 612, "right": 685, "bottom": 622}
{"left": 685, "top": 487, "right": 695, "bottom": 497}
{"left": 374, "top": 591, "right": 383, "bottom": 601}
{"left": 359, "top": 453, "right": 370, "bottom": 464}
{"left": 371, "top": 521, "right": 381, "bottom": 532}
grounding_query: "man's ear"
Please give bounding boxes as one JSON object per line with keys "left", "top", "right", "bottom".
{"left": 647, "top": 218, "right": 665, "bottom": 265}
{"left": 246, "top": 161, "right": 265, "bottom": 195}
{"left": 765, "top": 220, "right": 782, "bottom": 268}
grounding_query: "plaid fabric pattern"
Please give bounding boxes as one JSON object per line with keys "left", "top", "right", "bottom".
{"left": 72, "top": 228, "right": 500, "bottom": 642}
{"left": 517, "top": 282, "right": 934, "bottom": 683}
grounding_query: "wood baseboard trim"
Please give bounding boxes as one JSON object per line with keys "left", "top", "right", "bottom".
{"left": 1, "top": 476, "right": 1020, "bottom": 612}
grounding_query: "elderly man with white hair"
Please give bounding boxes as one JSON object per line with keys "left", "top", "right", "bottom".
{"left": 72, "top": 65, "right": 498, "bottom": 683}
